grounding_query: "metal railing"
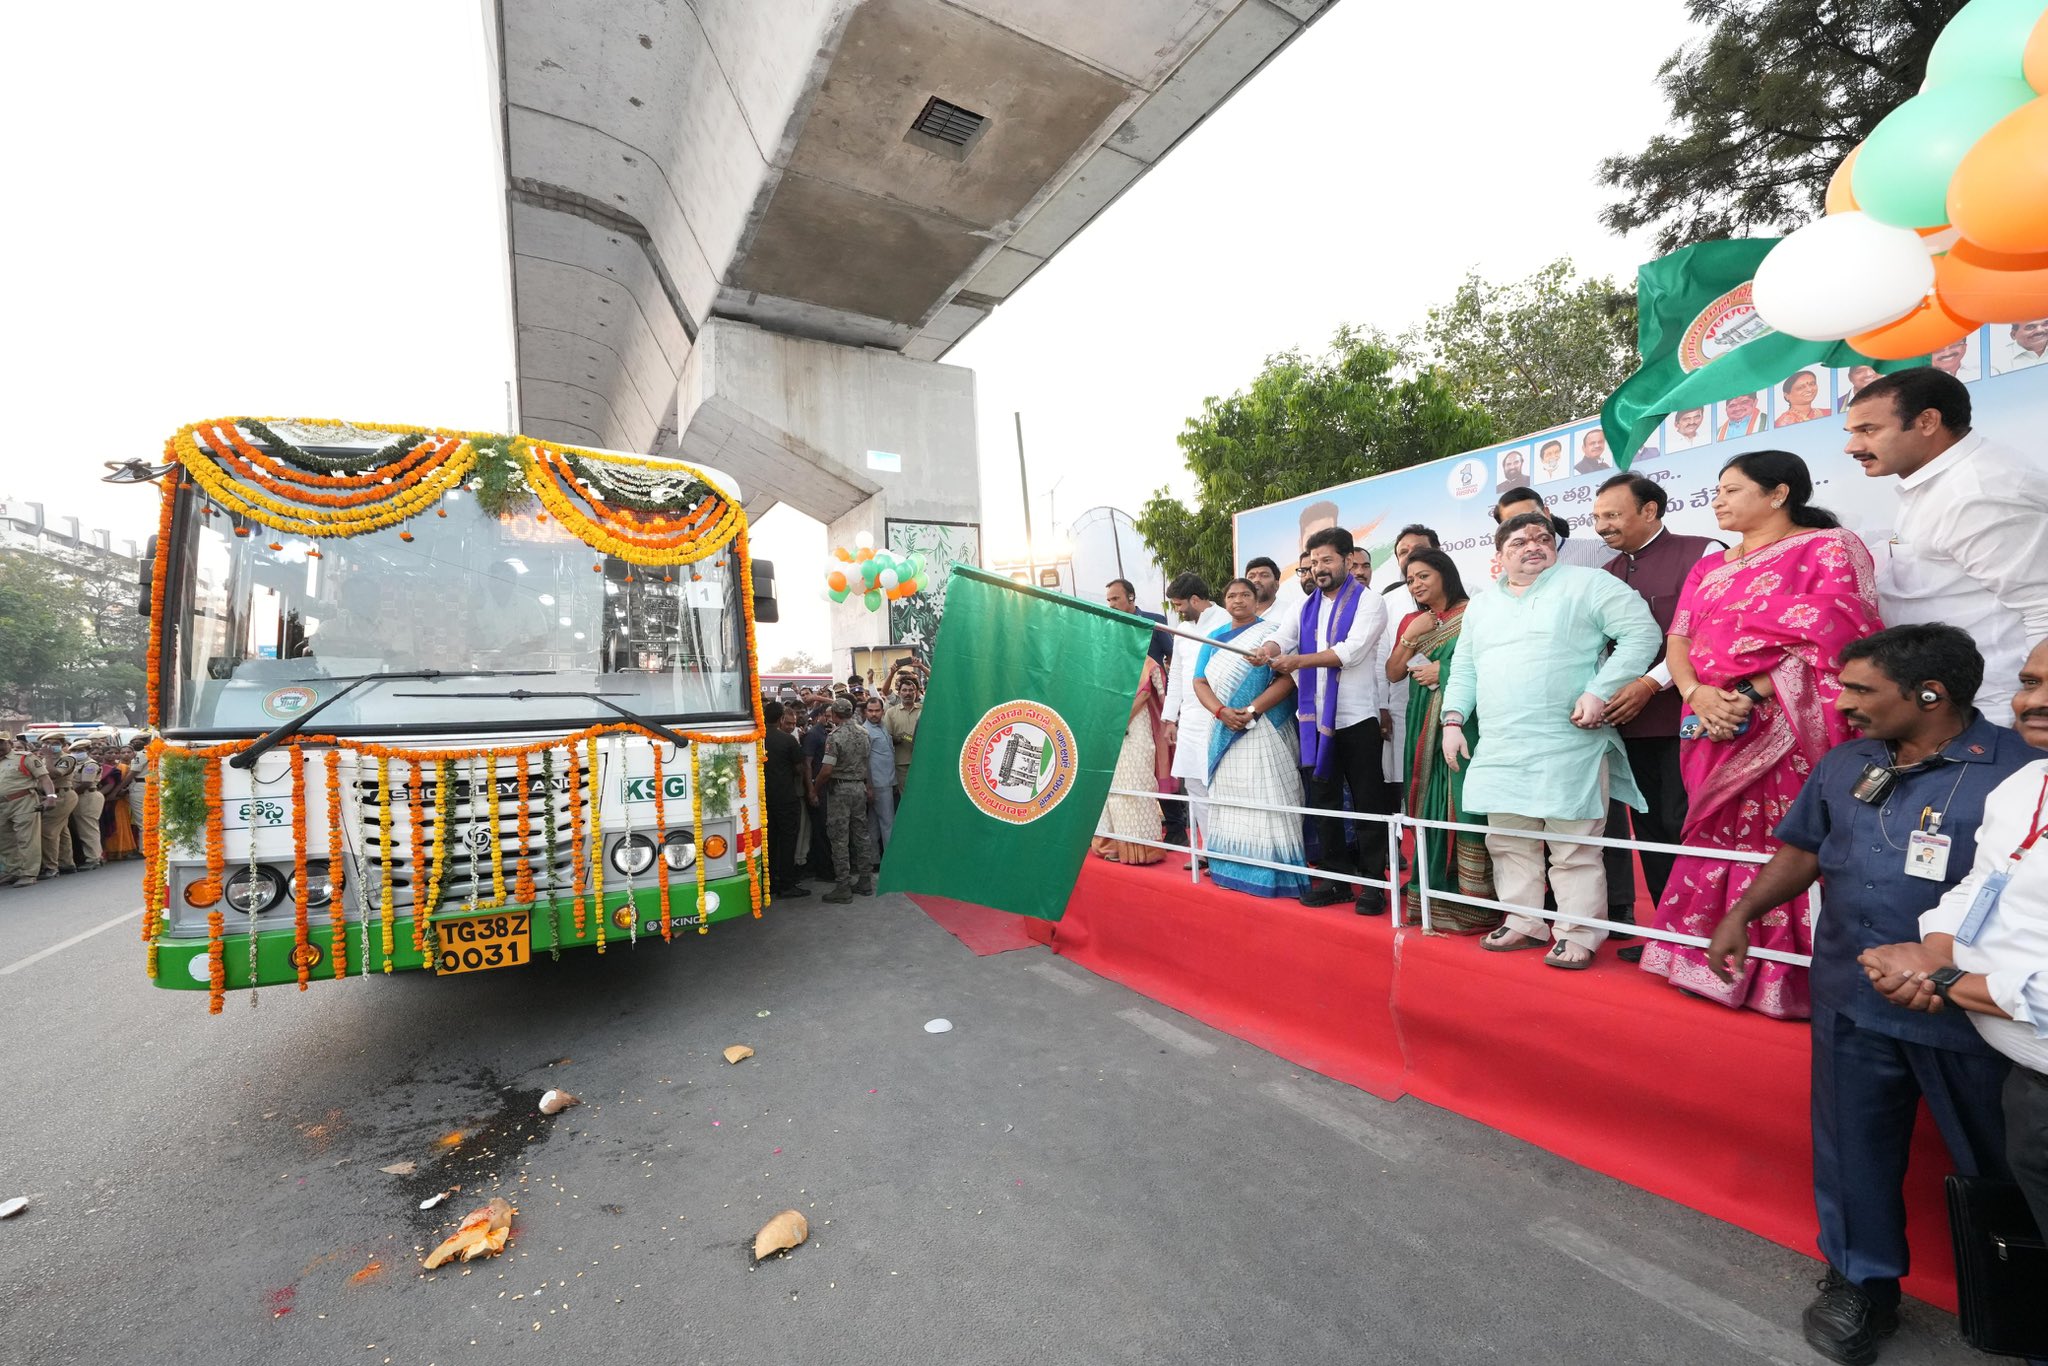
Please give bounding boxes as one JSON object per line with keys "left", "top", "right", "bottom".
{"left": 1104, "top": 786, "right": 1814, "bottom": 968}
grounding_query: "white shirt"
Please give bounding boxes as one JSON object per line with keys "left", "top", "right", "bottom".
{"left": 1162, "top": 602, "right": 1232, "bottom": 782}
{"left": 1921, "top": 758, "right": 2048, "bottom": 1073}
{"left": 1555, "top": 535, "right": 1617, "bottom": 570}
{"left": 1267, "top": 581, "right": 1389, "bottom": 730}
{"left": 1381, "top": 584, "right": 1419, "bottom": 781}
{"left": 1876, "top": 432, "right": 2048, "bottom": 722}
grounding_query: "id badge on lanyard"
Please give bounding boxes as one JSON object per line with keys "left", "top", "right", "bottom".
{"left": 1955, "top": 772, "right": 2048, "bottom": 946}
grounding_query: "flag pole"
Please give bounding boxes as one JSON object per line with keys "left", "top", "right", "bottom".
{"left": 1143, "top": 615, "right": 1265, "bottom": 658}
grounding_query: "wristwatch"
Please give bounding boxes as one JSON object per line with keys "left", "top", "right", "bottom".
{"left": 1927, "top": 965, "right": 1967, "bottom": 1005}
{"left": 1733, "top": 678, "right": 1765, "bottom": 705}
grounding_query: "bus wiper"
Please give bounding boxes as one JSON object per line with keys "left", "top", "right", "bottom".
{"left": 231, "top": 669, "right": 552, "bottom": 770}
{"left": 391, "top": 689, "right": 694, "bottom": 751}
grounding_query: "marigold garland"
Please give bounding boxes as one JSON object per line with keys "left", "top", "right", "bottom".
{"left": 568, "top": 743, "right": 587, "bottom": 937}
{"left": 325, "top": 752, "right": 348, "bottom": 980}
{"left": 754, "top": 740, "right": 772, "bottom": 911}
{"left": 377, "top": 756, "right": 396, "bottom": 971}
{"left": 541, "top": 747, "right": 563, "bottom": 959}
{"left": 513, "top": 753, "right": 536, "bottom": 903}
{"left": 207, "top": 910, "right": 226, "bottom": 1015}
{"left": 289, "top": 747, "right": 311, "bottom": 990}
{"left": 407, "top": 761, "right": 429, "bottom": 956}
{"left": 652, "top": 747, "right": 673, "bottom": 942}
{"left": 739, "top": 804, "right": 761, "bottom": 918}
{"left": 141, "top": 746, "right": 166, "bottom": 977}
{"left": 691, "top": 745, "right": 708, "bottom": 935}
{"left": 189, "top": 762, "right": 226, "bottom": 907}
{"left": 588, "top": 735, "right": 606, "bottom": 954}
{"left": 486, "top": 754, "right": 507, "bottom": 906}
{"left": 145, "top": 468, "right": 180, "bottom": 727}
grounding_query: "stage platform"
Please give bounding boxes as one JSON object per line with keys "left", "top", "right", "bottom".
{"left": 1016, "top": 856, "right": 1961, "bottom": 1310}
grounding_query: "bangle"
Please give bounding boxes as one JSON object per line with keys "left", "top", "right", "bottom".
{"left": 1442, "top": 719, "right": 1463, "bottom": 729}
{"left": 1680, "top": 682, "right": 1698, "bottom": 702}
{"left": 1638, "top": 676, "right": 1659, "bottom": 692}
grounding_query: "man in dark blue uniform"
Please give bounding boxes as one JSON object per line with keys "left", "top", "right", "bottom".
{"left": 1702, "top": 625, "right": 2034, "bottom": 1365}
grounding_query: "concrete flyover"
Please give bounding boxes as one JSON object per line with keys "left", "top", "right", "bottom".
{"left": 488, "top": 0, "right": 1339, "bottom": 663}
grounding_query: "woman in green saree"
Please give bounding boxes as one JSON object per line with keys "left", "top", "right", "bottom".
{"left": 1385, "top": 548, "right": 1499, "bottom": 931}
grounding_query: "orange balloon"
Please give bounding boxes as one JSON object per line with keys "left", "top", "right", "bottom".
{"left": 857, "top": 547, "right": 874, "bottom": 562}
{"left": 833, "top": 546, "right": 853, "bottom": 562}
{"left": 1825, "top": 145, "right": 1861, "bottom": 214}
{"left": 1949, "top": 93, "right": 2048, "bottom": 255}
{"left": 1933, "top": 236, "right": 2048, "bottom": 321}
{"left": 827, "top": 570, "right": 847, "bottom": 592}
{"left": 2026, "top": 10, "right": 2048, "bottom": 94}
{"left": 1847, "top": 291, "right": 1979, "bottom": 360}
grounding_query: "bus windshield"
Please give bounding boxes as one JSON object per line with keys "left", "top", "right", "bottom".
{"left": 165, "top": 482, "right": 750, "bottom": 735}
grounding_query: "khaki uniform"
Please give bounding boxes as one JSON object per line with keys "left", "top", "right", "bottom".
{"left": 821, "top": 723, "right": 872, "bottom": 887}
{"left": 0, "top": 751, "right": 50, "bottom": 883}
{"left": 69, "top": 756, "right": 105, "bottom": 868}
{"left": 40, "top": 752, "right": 79, "bottom": 873}
{"left": 884, "top": 700, "right": 921, "bottom": 790}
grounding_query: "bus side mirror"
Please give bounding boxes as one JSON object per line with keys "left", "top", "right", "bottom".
{"left": 138, "top": 535, "right": 157, "bottom": 617}
{"left": 751, "top": 559, "right": 779, "bottom": 624}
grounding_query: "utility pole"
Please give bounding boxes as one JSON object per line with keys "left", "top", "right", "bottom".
{"left": 1014, "top": 411, "right": 1037, "bottom": 584}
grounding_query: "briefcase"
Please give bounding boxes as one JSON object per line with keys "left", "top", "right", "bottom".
{"left": 1946, "top": 1174, "right": 2048, "bottom": 1356}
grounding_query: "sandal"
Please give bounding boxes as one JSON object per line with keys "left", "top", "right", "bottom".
{"left": 1482, "top": 926, "right": 1547, "bottom": 953}
{"left": 1544, "top": 940, "right": 1594, "bottom": 971}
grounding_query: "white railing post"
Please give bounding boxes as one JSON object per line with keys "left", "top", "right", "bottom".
{"left": 1384, "top": 811, "right": 1402, "bottom": 926}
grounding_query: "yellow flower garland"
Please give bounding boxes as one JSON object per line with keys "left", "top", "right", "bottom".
{"left": 691, "top": 746, "right": 708, "bottom": 934}
{"left": 377, "top": 756, "right": 395, "bottom": 971}
{"left": 486, "top": 754, "right": 507, "bottom": 907}
{"left": 588, "top": 735, "right": 606, "bottom": 954}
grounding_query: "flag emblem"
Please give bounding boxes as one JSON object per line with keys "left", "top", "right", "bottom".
{"left": 1676, "top": 283, "right": 1770, "bottom": 372}
{"left": 959, "top": 700, "right": 1079, "bottom": 825}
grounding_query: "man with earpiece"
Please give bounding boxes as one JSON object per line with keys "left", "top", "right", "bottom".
{"left": 1700, "top": 624, "right": 2035, "bottom": 1366}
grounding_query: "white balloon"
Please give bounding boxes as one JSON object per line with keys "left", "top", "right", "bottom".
{"left": 854, "top": 530, "right": 875, "bottom": 550}
{"left": 1751, "top": 212, "right": 1933, "bottom": 341}
{"left": 877, "top": 569, "right": 899, "bottom": 590}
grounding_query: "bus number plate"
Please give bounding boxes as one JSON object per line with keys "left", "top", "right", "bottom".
{"left": 435, "top": 913, "right": 530, "bottom": 975}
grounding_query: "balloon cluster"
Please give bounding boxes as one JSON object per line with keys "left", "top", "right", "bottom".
{"left": 824, "top": 531, "right": 930, "bottom": 612}
{"left": 1753, "top": 0, "right": 2048, "bottom": 357}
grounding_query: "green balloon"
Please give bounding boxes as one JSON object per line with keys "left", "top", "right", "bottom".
{"left": 1924, "top": 0, "right": 2046, "bottom": 86}
{"left": 829, "top": 585, "right": 850, "bottom": 603}
{"left": 1853, "top": 78, "right": 2036, "bottom": 226}
{"left": 863, "top": 589, "right": 883, "bottom": 611}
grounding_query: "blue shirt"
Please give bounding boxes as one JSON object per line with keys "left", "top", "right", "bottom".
{"left": 1775, "top": 712, "right": 2036, "bottom": 1051}
{"left": 860, "top": 719, "right": 895, "bottom": 787}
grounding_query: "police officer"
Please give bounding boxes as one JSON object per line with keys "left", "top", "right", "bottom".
{"left": 38, "top": 736, "right": 80, "bottom": 876}
{"left": 68, "top": 742, "right": 106, "bottom": 870}
{"left": 811, "top": 697, "right": 872, "bottom": 904}
{"left": 1, "top": 736, "right": 58, "bottom": 886}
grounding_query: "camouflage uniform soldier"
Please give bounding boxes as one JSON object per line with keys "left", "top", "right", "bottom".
{"left": 812, "top": 698, "right": 873, "bottom": 904}
{"left": 68, "top": 745, "right": 106, "bottom": 870}
{"left": 38, "top": 739, "right": 81, "bottom": 875}
{"left": 0, "top": 738, "right": 58, "bottom": 886}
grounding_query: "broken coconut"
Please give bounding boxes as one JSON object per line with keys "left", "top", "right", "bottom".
{"left": 538, "top": 1089, "right": 578, "bottom": 1116}
{"left": 423, "top": 1197, "right": 515, "bottom": 1269}
{"left": 723, "top": 1045, "right": 754, "bottom": 1065}
{"left": 752, "top": 1208, "right": 809, "bottom": 1261}
{"left": 379, "top": 1161, "right": 417, "bottom": 1176}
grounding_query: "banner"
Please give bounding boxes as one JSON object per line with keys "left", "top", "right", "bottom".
{"left": 877, "top": 566, "right": 1152, "bottom": 920}
{"left": 1234, "top": 333, "right": 2046, "bottom": 598}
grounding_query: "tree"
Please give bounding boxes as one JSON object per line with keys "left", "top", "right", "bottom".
{"left": 1135, "top": 329, "right": 1496, "bottom": 591}
{"left": 767, "top": 650, "right": 825, "bottom": 675}
{"left": 1408, "top": 259, "right": 1639, "bottom": 438}
{"left": 0, "top": 551, "right": 90, "bottom": 720}
{"left": 1599, "top": 1, "right": 1966, "bottom": 254}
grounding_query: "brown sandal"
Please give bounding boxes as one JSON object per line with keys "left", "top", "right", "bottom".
{"left": 1544, "top": 940, "right": 1594, "bottom": 971}
{"left": 1482, "top": 926, "right": 1547, "bottom": 952}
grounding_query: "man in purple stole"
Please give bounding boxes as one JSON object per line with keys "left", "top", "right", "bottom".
{"left": 1593, "top": 474, "right": 1724, "bottom": 959}
{"left": 1260, "top": 526, "right": 1392, "bottom": 912}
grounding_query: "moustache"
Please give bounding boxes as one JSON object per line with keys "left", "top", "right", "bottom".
{"left": 2021, "top": 709, "right": 2048, "bottom": 724}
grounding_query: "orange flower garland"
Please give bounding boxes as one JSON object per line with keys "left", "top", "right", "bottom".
{"left": 325, "top": 752, "right": 347, "bottom": 980}
{"left": 207, "top": 910, "right": 226, "bottom": 1015}
{"left": 407, "top": 760, "right": 429, "bottom": 956}
{"left": 568, "top": 743, "right": 587, "bottom": 936}
{"left": 486, "top": 755, "right": 507, "bottom": 906}
{"left": 190, "top": 761, "right": 226, "bottom": 907}
{"left": 754, "top": 740, "right": 772, "bottom": 911}
{"left": 739, "top": 804, "right": 761, "bottom": 918}
{"left": 587, "top": 736, "right": 606, "bottom": 954}
{"left": 141, "top": 743, "right": 165, "bottom": 978}
{"left": 652, "top": 747, "right": 673, "bottom": 942}
{"left": 289, "top": 747, "right": 311, "bottom": 989}
{"left": 144, "top": 468, "right": 180, "bottom": 726}
{"left": 513, "top": 753, "right": 536, "bottom": 903}
{"left": 377, "top": 756, "right": 396, "bottom": 971}
{"left": 691, "top": 745, "right": 708, "bottom": 935}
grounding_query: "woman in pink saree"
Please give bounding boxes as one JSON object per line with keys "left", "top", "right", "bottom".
{"left": 1091, "top": 654, "right": 1172, "bottom": 865}
{"left": 1639, "top": 451, "right": 1882, "bottom": 1017}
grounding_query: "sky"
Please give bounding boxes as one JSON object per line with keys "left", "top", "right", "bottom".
{"left": 1, "top": 0, "right": 1703, "bottom": 665}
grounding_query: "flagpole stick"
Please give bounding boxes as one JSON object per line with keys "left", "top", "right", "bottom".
{"left": 1145, "top": 616, "right": 1266, "bottom": 659}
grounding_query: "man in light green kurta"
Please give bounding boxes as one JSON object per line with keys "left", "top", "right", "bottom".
{"left": 1441, "top": 513, "right": 1660, "bottom": 966}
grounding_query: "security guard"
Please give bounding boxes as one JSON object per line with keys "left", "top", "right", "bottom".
{"left": 811, "top": 697, "right": 873, "bottom": 904}
{"left": 0, "top": 736, "right": 58, "bottom": 886}
{"left": 38, "top": 736, "right": 80, "bottom": 876}
{"left": 68, "top": 742, "right": 106, "bottom": 870}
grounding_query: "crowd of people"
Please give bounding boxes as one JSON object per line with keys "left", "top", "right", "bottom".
{"left": 759, "top": 664, "right": 927, "bottom": 906}
{"left": 0, "top": 733, "right": 145, "bottom": 887}
{"left": 1096, "top": 365, "right": 2048, "bottom": 1363}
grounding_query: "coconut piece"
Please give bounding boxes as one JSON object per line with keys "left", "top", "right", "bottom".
{"left": 752, "top": 1208, "right": 809, "bottom": 1261}
{"left": 723, "top": 1045, "right": 754, "bottom": 1065}
{"left": 538, "top": 1089, "right": 578, "bottom": 1116}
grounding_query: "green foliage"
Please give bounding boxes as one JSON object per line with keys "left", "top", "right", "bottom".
{"left": 1135, "top": 329, "right": 1496, "bottom": 591}
{"left": 159, "top": 750, "right": 209, "bottom": 854}
{"left": 700, "top": 748, "right": 740, "bottom": 818}
{"left": 1407, "top": 259, "right": 1641, "bottom": 439}
{"left": 1600, "top": 0, "right": 1966, "bottom": 253}
{"left": 0, "top": 551, "right": 87, "bottom": 717}
{"left": 471, "top": 436, "right": 532, "bottom": 518}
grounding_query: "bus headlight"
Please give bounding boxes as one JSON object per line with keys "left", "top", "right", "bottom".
{"left": 701, "top": 833, "right": 728, "bottom": 861}
{"left": 661, "top": 830, "right": 696, "bottom": 871}
{"left": 611, "top": 834, "right": 658, "bottom": 877}
{"left": 225, "top": 865, "right": 286, "bottom": 915}
{"left": 291, "top": 860, "right": 334, "bottom": 909}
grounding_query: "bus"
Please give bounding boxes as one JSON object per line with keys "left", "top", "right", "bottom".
{"left": 128, "top": 416, "right": 776, "bottom": 1011}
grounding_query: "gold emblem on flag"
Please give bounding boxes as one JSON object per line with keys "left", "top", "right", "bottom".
{"left": 959, "top": 700, "right": 1079, "bottom": 825}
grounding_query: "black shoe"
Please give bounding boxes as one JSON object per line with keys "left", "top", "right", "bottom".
{"left": 778, "top": 885, "right": 811, "bottom": 899}
{"left": 1181, "top": 859, "right": 1209, "bottom": 871}
{"left": 1615, "top": 944, "right": 1644, "bottom": 963}
{"left": 57, "top": 866, "right": 77, "bottom": 875}
{"left": 1801, "top": 1267, "right": 1897, "bottom": 1365}
{"left": 1298, "top": 883, "right": 1346, "bottom": 908}
{"left": 1354, "top": 891, "right": 1388, "bottom": 917}
{"left": 37, "top": 870, "right": 58, "bottom": 881}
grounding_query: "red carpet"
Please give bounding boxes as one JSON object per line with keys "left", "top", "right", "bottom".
{"left": 909, "top": 894, "right": 1045, "bottom": 956}
{"left": 1041, "top": 857, "right": 1961, "bottom": 1310}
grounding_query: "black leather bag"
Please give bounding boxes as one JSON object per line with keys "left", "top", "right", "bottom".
{"left": 1945, "top": 1174, "right": 2048, "bottom": 1356}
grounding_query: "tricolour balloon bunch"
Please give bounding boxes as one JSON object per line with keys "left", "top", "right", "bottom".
{"left": 824, "top": 531, "right": 929, "bottom": 612}
{"left": 1753, "top": 0, "right": 2048, "bottom": 357}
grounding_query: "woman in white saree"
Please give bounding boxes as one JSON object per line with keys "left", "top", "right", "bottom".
{"left": 1190, "top": 579, "right": 1306, "bottom": 898}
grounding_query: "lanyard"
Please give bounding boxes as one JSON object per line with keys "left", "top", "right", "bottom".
{"left": 2013, "top": 772, "right": 2048, "bottom": 862}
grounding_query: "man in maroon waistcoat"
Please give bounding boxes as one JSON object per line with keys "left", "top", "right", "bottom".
{"left": 1594, "top": 474, "right": 1724, "bottom": 960}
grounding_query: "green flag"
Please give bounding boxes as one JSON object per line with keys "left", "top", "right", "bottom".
{"left": 1600, "top": 238, "right": 1924, "bottom": 466}
{"left": 877, "top": 565, "right": 1152, "bottom": 920}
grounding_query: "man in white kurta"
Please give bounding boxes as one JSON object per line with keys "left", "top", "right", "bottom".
{"left": 1160, "top": 575, "right": 1231, "bottom": 860}
{"left": 1441, "top": 514, "right": 1659, "bottom": 966}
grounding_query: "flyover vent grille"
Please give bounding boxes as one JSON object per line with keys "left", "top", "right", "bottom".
{"left": 910, "top": 97, "right": 986, "bottom": 147}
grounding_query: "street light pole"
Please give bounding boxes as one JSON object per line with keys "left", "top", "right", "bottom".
{"left": 1014, "top": 411, "right": 1037, "bottom": 584}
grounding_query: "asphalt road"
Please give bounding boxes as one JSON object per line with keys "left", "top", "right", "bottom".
{"left": 0, "top": 864, "right": 1979, "bottom": 1366}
